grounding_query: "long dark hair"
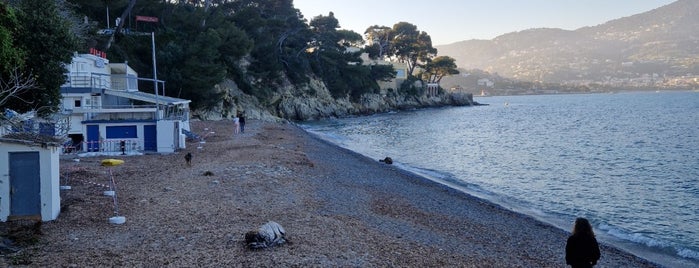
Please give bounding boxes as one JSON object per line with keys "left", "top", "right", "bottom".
{"left": 572, "top": 217, "right": 596, "bottom": 237}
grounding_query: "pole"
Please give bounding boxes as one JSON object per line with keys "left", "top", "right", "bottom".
{"left": 106, "top": 5, "right": 110, "bottom": 29}
{"left": 151, "top": 32, "right": 159, "bottom": 119}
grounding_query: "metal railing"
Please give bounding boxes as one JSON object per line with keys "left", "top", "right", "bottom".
{"left": 62, "top": 139, "right": 153, "bottom": 154}
{"left": 64, "top": 72, "right": 111, "bottom": 90}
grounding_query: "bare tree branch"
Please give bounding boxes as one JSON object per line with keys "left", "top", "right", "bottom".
{"left": 0, "top": 68, "right": 37, "bottom": 108}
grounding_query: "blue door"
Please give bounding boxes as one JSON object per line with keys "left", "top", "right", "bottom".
{"left": 9, "top": 152, "right": 41, "bottom": 217}
{"left": 87, "top": 125, "right": 99, "bottom": 152}
{"left": 144, "top": 125, "right": 157, "bottom": 151}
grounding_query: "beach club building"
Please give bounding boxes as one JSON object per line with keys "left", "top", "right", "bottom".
{"left": 60, "top": 49, "right": 191, "bottom": 154}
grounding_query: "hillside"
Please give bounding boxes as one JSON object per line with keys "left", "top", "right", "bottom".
{"left": 436, "top": 0, "right": 699, "bottom": 89}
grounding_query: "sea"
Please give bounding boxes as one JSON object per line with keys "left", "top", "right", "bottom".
{"left": 299, "top": 91, "right": 699, "bottom": 267}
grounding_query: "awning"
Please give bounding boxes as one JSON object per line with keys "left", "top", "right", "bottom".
{"left": 104, "top": 89, "right": 190, "bottom": 105}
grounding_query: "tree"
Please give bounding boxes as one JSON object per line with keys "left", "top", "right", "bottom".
{"left": 179, "top": 29, "right": 227, "bottom": 110}
{"left": 0, "top": 3, "right": 35, "bottom": 109}
{"left": 306, "top": 12, "right": 385, "bottom": 100}
{"left": 336, "top": 29, "right": 364, "bottom": 48}
{"left": 364, "top": 25, "right": 391, "bottom": 59}
{"left": 390, "top": 22, "right": 436, "bottom": 77}
{"left": 0, "top": 2, "right": 25, "bottom": 74}
{"left": 227, "top": 0, "right": 312, "bottom": 90}
{"left": 0, "top": 70, "right": 36, "bottom": 109}
{"left": 3, "top": 0, "right": 79, "bottom": 114}
{"left": 421, "top": 56, "right": 459, "bottom": 84}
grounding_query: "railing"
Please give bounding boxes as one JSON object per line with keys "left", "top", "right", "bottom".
{"left": 66, "top": 105, "right": 189, "bottom": 122}
{"left": 110, "top": 74, "right": 139, "bottom": 91}
{"left": 64, "top": 72, "right": 111, "bottom": 90}
{"left": 62, "top": 139, "right": 152, "bottom": 155}
{"left": 77, "top": 104, "right": 158, "bottom": 110}
{"left": 161, "top": 105, "right": 190, "bottom": 121}
{"left": 67, "top": 104, "right": 157, "bottom": 121}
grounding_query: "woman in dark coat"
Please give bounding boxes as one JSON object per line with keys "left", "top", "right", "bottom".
{"left": 566, "top": 217, "right": 601, "bottom": 268}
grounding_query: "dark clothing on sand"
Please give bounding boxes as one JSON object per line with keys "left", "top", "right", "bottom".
{"left": 566, "top": 234, "right": 601, "bottom": 268}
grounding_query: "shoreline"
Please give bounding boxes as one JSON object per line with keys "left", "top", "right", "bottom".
{"left": 1, "top": 120, "right": 660, "bottom": 267}
{"left": 299, "top": 97, "right": 699, "bottom": 268}
{"left": 294, "top": 121, "right": 662, "bottom": 267}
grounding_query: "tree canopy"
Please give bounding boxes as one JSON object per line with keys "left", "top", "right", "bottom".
{"left": 364, "top": 22, "right": 437, "bottom": 78}
{"left": 2, "top": 0, "right": 449, "bottom": 114}
{"left": 421, "top": 56, "right": 460, "bottom": 84}
{"left": 0, "top": 0, "right": 80, "bottom": 114}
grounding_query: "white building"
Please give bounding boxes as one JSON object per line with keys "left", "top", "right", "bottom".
{"left": 60, "top": 50, "right": 191, "bottom": 154}
{"left": 477, "top": 78, "right": 494, "bottom": 88}
{"left": 0, "top": 137, "right": 61, "bottom": 222}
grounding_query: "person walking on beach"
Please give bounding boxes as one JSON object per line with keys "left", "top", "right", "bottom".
{"left": 233, "top": 116, "right": 240, "bottom": 135}
{"left": 566, "top": 217, "right": 601, "bottom": 268}
{"left": 238, "top": 112, "right": 246, "bottom": 133}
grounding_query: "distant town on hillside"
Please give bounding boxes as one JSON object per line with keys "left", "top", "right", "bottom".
{"left": 436, "top": 0, "right": 699, "bottom": 96}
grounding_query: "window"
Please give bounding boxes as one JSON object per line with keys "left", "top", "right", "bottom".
{"left": 74, "top": 99, "right": 81, "bottom": 107}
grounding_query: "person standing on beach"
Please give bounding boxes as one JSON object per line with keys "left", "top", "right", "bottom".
{"left": 566, "top": 217, "right": 601, "bottom": 268}
{"left": 233, "top": 116, "right": 240, "bottom": 135}
{"left": 238, "top": 112, "right": 246, "bottom": 133}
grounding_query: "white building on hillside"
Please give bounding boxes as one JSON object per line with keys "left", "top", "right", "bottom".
{"left": 60, "top": 49, "right": 191, "bottom": 154}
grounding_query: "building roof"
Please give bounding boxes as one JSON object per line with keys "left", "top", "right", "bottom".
{"left": 0, "top": 133, "right": 62, "bottom": 147}
{"left": 104, "top": 89, "right": 191, "bottom": 105}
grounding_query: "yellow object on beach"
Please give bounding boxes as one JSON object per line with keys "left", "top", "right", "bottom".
{"left": 101, "top": 159, "right": 125, "bottom": 166}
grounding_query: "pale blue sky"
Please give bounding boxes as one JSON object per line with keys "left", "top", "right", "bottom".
{"left": 293, "top": 0, "right": 677, "bottom": 45}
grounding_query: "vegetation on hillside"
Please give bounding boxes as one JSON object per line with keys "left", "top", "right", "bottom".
{"left": 1, "top": 0, "right": 459, "bottom": 114}
{"left": 0, "top": 0, "right": 80, "bottom": 115}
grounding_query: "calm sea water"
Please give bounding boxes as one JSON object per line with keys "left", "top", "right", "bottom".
{"left": 300, "top": 92, "right": 699, "bottom": 267}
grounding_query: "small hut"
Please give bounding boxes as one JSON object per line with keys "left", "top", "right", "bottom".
{"left": 0, "top": 134, "right": 61, "bottom": 222}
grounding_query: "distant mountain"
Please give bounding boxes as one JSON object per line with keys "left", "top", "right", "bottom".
{"left": 436, "top": 0, "right": 699, "bottom": 88}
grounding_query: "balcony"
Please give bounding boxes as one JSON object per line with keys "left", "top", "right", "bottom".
{"left": 61, "top": 72, "right": 111, "bottom": 94}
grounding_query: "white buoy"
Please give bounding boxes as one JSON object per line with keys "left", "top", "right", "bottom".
{"left": 109, "top": 216, "right": 126, "bottom": 224}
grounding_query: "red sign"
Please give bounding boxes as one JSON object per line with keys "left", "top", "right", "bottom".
{"left": 135, "top": 16, "right": 158, "bottom": 23}
{"left": 89, "top": 48, "right": 107, "bottom": 59}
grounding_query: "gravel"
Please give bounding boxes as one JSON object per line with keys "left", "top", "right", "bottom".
{"left": 0, "top": 119, "right": 660, "bottom": 267}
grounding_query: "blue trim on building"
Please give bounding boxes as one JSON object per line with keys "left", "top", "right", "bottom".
{"left": 60, "top": 87, "right": 103, "bottom": 94}
{"left": 81, "top": 119, "right": 156, "bottom": 124}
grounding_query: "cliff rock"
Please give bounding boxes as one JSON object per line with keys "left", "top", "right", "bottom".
{"left": 196, "top": 77, "right": 475, "bottom": 122}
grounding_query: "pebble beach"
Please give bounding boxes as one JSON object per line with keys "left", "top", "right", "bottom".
{"left": 0, "top": 119, "right": 659, "bottom": 267}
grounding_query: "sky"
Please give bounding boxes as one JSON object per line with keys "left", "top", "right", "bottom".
{"left": 293, "top": 0, "right": 678, "bottom": 46}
